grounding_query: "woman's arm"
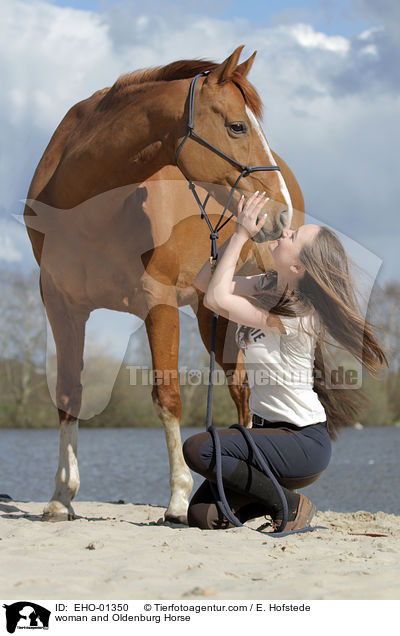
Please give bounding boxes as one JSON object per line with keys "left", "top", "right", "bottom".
{"left": 203, "top": 234, "right": 271, "bottom": 329}
{"left": 194, "top": 237, "right": 263, "bottom": 297}
{"left": 195, "top": 255, "right": 264, "bottom": 298}
{"left": 204, "top": 193, "right": 276, "bottom": 331}
{"left": 194, "top": 238, "right": 234, "bottom": 293}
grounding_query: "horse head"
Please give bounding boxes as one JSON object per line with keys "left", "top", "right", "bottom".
{"left": 173, "top": 46, "right": 293, "bottom": 243}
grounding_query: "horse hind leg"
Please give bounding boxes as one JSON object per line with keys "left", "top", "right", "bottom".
{"left": 195, "top": 300, "right": 252, "bottom": 428}
{"left": 145, "top": 303, "right": 193, "bottom": 524}
{"left": 220, "top": 320, "right": 252, "bottom": 428}
{"left": 41, "top": 288, "right": 89, "bottom": 521}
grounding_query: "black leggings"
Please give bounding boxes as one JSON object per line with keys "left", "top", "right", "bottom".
{"left": 182, "top": 421, "right": 331, "bottom": 529}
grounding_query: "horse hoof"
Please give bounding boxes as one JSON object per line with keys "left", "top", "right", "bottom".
{"left": 164, "top": 513, "right": 188, "bottom": 525}
{"left": 42, "top": 502, "right": 75, "bottom": 522}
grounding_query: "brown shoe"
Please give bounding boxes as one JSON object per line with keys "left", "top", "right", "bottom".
{"left": 285, "top": 494, "right": 316, "bottom": 531}
{"left": 273, "top": 494, "right": 316, "bottom": 532}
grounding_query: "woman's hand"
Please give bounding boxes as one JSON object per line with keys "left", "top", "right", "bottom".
{"left": 234, "top": 191, "right": 269, "bottom": 240}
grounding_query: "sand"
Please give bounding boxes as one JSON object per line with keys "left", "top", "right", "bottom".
{"left": 0, "top": 500, "right": 399, "bottom": 600}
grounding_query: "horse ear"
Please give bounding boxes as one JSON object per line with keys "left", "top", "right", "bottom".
{"left": 235, "top": 51, "right": 257, "bottom": 78}
{"left": 206, "top": 45, "right": 245, "bottom": 84}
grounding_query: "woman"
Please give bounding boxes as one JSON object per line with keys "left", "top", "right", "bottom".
{"left": 183, "top": 192, "right": 386, "bottom": 531}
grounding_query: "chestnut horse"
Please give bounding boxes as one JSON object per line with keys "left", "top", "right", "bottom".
{"left": 24, "top": 46, "right": 304, "bottom": 523}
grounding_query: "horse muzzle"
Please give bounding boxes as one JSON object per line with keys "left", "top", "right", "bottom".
{"left": 252, "top": 207, "right": 289, "bottom": 243}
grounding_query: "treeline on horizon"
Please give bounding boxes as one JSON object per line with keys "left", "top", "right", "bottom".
{"left": 0, "top": 268, "right": 399, "bottom": 430}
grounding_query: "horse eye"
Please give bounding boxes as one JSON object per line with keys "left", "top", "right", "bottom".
{"left": 229, "top": 123, "right": 247, "bottom": 134}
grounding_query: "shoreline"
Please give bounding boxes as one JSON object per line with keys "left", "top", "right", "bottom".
{"left": 1, "top": 501, "right": 399, "bottom": 600}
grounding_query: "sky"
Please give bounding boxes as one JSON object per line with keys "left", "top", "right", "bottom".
{"left": 0, "top": 0, "right": 399, "bottom": 372}
{"left": 45, "top": 0, "right": 379, "bottom": 38}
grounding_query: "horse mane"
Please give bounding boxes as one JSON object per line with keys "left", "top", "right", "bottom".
{"left": 96, "top": 59, "right": 263, "bottom": 119}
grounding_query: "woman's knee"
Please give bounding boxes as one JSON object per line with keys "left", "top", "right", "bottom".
{"left": 182, "top": 432, "right": 212, "bottom": 475}
{"left": 279, "top": 471, "right": 324, "bottom": 490}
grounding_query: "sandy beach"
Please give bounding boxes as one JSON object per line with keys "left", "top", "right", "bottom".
{"left": 0, "top": 500, "right": 399, "bottom": 601}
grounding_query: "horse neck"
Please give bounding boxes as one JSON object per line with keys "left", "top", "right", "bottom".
{"left": 47, "top": 80, "right": 190, "bottom": 208}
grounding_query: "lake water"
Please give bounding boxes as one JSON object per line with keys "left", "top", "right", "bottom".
{"left": 1, "top": 427, "right": 399, "bottom": 514}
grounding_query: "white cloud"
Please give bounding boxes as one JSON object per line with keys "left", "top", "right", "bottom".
{"left": 0, "top": 218, "right": 35, "bottom": 266}
{"left": 359, "top": 26, "right": 384, "bottom": 41}
{"left": 360, "top": 44, "right": 378, "bottom": 56}
{"left": 0, "top": 0, "right": 115, "bottom": 131}
{"left": 0, "top": 235, "right": 22, "bottom": 263}
{"left": 280, "top": 23, "right": 350, "bottom": 54}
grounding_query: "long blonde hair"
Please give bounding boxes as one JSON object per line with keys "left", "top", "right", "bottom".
{"left": 236, "top": 227, "right": 387, "bottom": 439}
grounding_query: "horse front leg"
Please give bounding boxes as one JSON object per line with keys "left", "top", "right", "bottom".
{"left": 42, "top": 289, "right": 88, "bottom": 521}
{"left": 45, "top": 419, "right": 79, "bottom": 521}
{"left": 145, "top": 303, "right": 193, "bottom": 524}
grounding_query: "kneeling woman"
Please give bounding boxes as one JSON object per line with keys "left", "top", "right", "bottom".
{"left": 183, "top": 192, "right": 386, "bottom": 531}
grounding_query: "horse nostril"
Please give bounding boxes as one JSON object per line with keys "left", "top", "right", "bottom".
{"left": 280, "top": 209, "right": 289, "bottom": 229}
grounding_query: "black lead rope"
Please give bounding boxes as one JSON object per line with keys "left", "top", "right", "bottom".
{"left": 175, "top": 71, "right": 319, "bottom": 536}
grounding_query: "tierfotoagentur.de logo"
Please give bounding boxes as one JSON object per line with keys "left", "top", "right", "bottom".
{"left": 2, "top": 602, "right": 51, "bottom": 633}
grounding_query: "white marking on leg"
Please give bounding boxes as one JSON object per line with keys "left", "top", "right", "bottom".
{"left": 44, "top": 420, "right": 80, "bottom": 520}
{"left": 245, "top": 106, "right": 293, "bottom": 227}
{"left": 154, "top": 403, "right": 193, "bottom": 521}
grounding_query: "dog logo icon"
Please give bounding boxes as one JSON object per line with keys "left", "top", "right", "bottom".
{"left": 3, "top": 602, "right": 51, "bottom": 633}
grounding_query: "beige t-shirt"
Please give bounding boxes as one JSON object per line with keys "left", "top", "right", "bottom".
{"left": 238, "top": 312, "right": 326, "bottom": 426}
